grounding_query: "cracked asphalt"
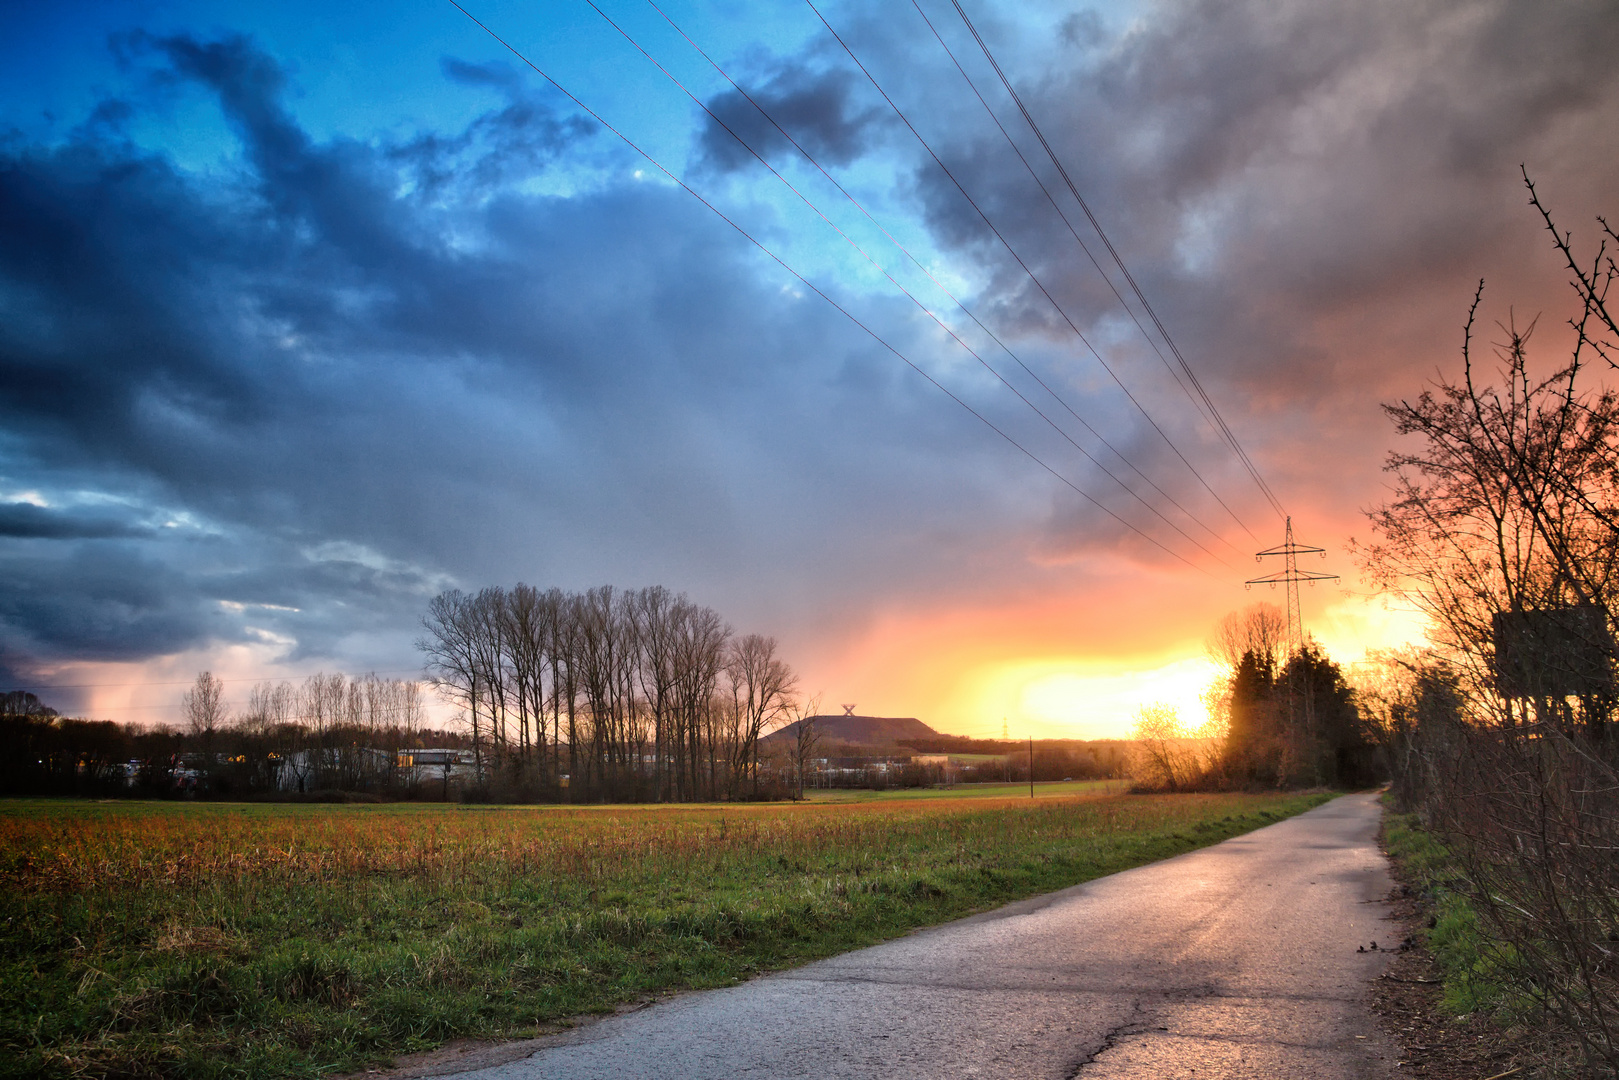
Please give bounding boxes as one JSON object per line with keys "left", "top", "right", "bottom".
{"left": 429, "top": 792, "right": 1401, "bottom": 1080}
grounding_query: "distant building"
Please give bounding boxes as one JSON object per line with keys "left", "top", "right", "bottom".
{"left": 395, "top": 749, "right": 480, "bottom": 791}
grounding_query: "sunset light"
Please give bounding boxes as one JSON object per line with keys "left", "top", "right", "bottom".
{"left": 5, "top": 0, "right": 1616, "bottom": 1075}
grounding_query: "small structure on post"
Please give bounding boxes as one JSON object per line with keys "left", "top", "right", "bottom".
{"left": 1491, "top": 606, "right": 1613, "bottom": 701}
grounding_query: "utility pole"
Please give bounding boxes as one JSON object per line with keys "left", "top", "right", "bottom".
{"left": 1002, "top": 718, "right": 1010, "bottom": 783}
{"left": 1028, "top": 736, "right": 1034, "bottom": 798}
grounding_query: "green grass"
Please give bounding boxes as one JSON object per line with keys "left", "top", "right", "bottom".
{"left": 2, "top": 790, "right": 1332, "bottom": 1079}
{"left": 802, "top": 778, "right": 1129, "bottom": 802}
{"left": 1380, "top": 806, "right": 1509, "bottom": 1015}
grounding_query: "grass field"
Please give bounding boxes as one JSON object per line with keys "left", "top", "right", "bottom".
{"left": 803, "top": 778, "right": 1130, "bottom": 802}
{"left": 0, "top": 789, "right": 1333, "bottom": 1079}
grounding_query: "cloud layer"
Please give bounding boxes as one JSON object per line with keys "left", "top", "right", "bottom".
{"left": 2, "top": 0, "right": 1616, "bottom": 731}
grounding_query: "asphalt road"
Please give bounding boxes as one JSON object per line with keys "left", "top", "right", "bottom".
{"left": 433, "top": 792, "right": 1402, "bottom": 1080}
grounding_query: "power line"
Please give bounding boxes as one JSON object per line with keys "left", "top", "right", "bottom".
{"left": 922, "top": 0, "right": 1219, "bottom": 425}
{"left": 444, "top": 0, "right": 1216, "bottom": 577}
{"left": 803, "top": 0, "right": 1261, "bottom": 543}
{"left": 912, "top": 0, "right": 1212, "bottom": 420}
{"left": 643, "top": 0, "right": 1240, "bottom": 561}
{"left": 5, "top": 668, "right": 427, "bottom": 693}
{"left": 942, "top": 0, "right": 1288, "bottom": 522}
{"left": 585, "top": 0, "right": 1231, "bottom": 568}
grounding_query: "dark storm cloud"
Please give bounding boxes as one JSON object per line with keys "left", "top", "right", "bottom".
{"left": 0, "top": 32, "right": 631, "bottom": 669}
{"left": 0, "top": 542, "right": 230, "bottom": 660}
{"left": 815, "top": 0, "right": 1619, "bottom": 582}
{"left": 11, "top": 0, "right": 1616, "bottom": 702}
{"left": 0, "top": 503, "right": 151, "bottom": 540}
{"left": 697, "top": 61, "right": 887, "bottom": 172}
{"left": 0, "top": 29, "right": 1017, "bottom": 680}
{"left": 905, "top": 0, "right": 1619, "bottom": 408}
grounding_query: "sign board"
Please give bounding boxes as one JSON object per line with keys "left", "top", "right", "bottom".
{"left": 1491, "top": 606, "right": 1613, "bottom": 698}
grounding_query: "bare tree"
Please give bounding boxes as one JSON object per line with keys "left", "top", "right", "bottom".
{"left": 181, "top": 671, "right": 229, "bottom": 754}
{"left": 1206, "top": 602, "right": 1287, "bottom": 674}
{"left": 635, "top": 586, "right": 682, "bottom": 801}
{"left": 1360, "top": 298, "right": 1619, "bottom": 723}
{"left": 1130, "top": 703, "right": 1200, "bottom": 791}
{"left": 241, "top": 679, "right": 290, "bottom": 737}
{"left": 502, "top": 583, "right": 549, "bottom": 779}
{"left": 1524, "top": 169, "right": 1618, "bottom": 371}
{"left": 724, "top": 634, "right": 797, "bottom": 798}
{"left": 1357, "top": 179, "right": 1619, "bottom": 1071}
{"left": 785, "top": 694, "right": 824, "bottom": 799}
{"left": 419, "top": 590, "right": 486, "bottom": 783}
{"left": 416, "top": 583, "right": 783, "bottom": 803}
{"left": 671, "top": 601, "right": 729, "bottom": 800}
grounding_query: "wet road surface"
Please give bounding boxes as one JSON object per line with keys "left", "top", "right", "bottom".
{"left": 432, "top": 792, "right": 1401, "bottom": 1079}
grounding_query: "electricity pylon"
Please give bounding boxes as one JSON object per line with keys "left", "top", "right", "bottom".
{"left": 1247, "top": 517, "right": 1339, "bottom": 787}
{"left": 1246, "top": 517, "right": 1338, "bottom": 651}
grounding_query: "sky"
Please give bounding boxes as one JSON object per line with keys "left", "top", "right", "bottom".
{"left": 2, "top": 0, "right": 1617, "bottom": 739}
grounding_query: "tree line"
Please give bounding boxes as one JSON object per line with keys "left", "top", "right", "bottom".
{"left": 417, "top": 584, "right": 800, "bottom": 802}
{"left": 0, "top": 675, "right": 452, "bottom": 798}
{"left": 0, "top": 583, "right": 804, "bottom": 803}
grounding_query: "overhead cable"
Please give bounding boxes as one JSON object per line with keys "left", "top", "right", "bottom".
{"left": 444, "top": 0, "right": 1217, "bottom": 577}
{"left": 644, "top": 0, "right": 1240, "bottom": 559}
{"left": 909, "top": 2, "right": 1219, "bottom": 434}
{"left": 943, "top": 0, "right": 1288, "bottom": 521}
{"left": 585, "top": 0, "right": 1231, "bottom": 567}
{"left": 803, "top": 0, "right": 1262, "bottom": 542}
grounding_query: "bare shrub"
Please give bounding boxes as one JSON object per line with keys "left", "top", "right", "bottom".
{"left": 1130, "top": 704, "right": 1219, "bottom": 791}
{"left": 1405, "top": 702, "right": 1619, "bottom": 1071}
{"left": 1361, "top": 176, "right": 1619, "bottom": 1071}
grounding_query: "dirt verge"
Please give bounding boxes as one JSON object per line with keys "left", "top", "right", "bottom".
{"left": 1369, "top": 876, "right": 1580, "bottom": 1077}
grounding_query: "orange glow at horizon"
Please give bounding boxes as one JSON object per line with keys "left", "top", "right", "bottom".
{"left": 802, "top": 584, "right": 1431, "bottom": 742}
{"left": 39, "top": 569, "right": 1433, "bottom": 741}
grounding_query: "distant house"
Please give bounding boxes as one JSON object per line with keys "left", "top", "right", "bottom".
{"left": 395, "top": 748, "right": 480, "bottom": 792}
{"left": 272, "top": 747, "right": 396, "bottom": 792}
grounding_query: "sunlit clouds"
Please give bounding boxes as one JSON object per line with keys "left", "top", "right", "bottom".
{"left": 1, "top": 0, "right": 1615, "bottom": 733}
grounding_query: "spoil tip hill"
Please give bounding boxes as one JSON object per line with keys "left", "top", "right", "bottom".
{"left": 764, "top": 714, "right": 938, "bottom": 746}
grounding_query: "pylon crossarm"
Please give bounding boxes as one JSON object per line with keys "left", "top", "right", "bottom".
{"left": 1246, "top": 570, "right": 1338, "bottom": 584}
{"left": 1254, "top": 542, "right": 1326, "bottom": 557}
